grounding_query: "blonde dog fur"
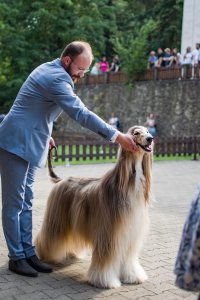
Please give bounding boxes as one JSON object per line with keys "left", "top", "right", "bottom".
{"left": 34, "top": 126, "right": 153, "bottom": 289}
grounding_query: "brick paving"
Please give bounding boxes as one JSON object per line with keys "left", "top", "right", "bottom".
{"left": 1, "top": 160, "right": 200, "bottom": 300}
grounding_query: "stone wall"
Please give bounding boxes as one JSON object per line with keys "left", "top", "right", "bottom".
{"left": 56, "top": 80, "right": 200, "bottom": 138}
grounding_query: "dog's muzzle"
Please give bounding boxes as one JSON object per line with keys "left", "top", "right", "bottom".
{"left": 137, "top": 136, "right": 153, "bottom": 153}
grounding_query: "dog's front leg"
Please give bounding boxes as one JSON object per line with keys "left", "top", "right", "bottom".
{"left": 120, "top": 249, "right": 148, "bottom": 284}
{"left": 88, "top": 250, "right": 121, "bottom": 289}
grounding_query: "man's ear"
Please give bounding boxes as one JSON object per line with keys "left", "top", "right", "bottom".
{"left": 63, "top": 56, "right": 71, "bottom": 68}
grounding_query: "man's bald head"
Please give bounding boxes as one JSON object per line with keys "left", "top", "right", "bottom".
{"left": 60, "top": 41, "right": 93, "bottom": 61}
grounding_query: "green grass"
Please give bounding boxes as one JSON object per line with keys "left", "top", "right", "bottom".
{"left": 153, "top": 153, "right": 200, "bottom": 162}
{"left": 51, "top": 145, "right": 200, "bottom": 166}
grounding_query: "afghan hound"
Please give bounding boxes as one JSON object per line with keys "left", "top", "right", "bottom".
{"left": 34, "top": 126, "right": 154, "bottom": 289}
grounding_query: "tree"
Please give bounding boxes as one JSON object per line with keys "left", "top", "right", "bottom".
{"left": 153, "top": 0, "right": 183, "bottom": 51}
{"left": 115, "top": 19, "right": 158, "bottom": 80}
{"left": 0, "top": 0, "right": 184, "bottom": 106}
{"left": 0, "top": 0, "right": 118, "bottom": 106}
{"left": 116, "top": 0, "right": 183, "bottom": 51}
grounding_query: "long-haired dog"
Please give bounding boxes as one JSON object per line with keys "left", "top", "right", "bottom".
{"left": 35, "top": 126, "right": 154, "bottom": 289}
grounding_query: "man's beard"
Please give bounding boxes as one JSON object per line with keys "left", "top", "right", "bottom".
{"left": 65, "top": 63, "right": 82, "bottom": 83}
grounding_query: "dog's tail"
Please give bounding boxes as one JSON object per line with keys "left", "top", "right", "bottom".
{"left": 48, "top": 146, "right": 62, "bottom": 184}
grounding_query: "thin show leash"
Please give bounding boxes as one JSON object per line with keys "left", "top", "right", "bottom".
{"left": 50, "top": 146, "right": 58, "bottom": 159}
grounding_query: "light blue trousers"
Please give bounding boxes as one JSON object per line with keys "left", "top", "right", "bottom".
{"left": 0, "top": 147, "right": 37, "bottom": 260}
{"left": 147, "top": 126, "right": 156, "bottom": 137}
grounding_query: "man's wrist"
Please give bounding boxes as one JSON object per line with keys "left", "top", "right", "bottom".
{"left": 115, "top": 132, "right": 123, "bottom": 143}
{"left": 110, "top": 131, "right": 120, "bottom": 143}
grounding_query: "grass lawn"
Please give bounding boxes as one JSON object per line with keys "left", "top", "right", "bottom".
{"left": 51, "top": 145, "right": 200, "bottom": 166}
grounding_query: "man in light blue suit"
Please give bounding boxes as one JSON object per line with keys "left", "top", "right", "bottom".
{"left": 0, "top": 41, "right": 138, "bottom": 277}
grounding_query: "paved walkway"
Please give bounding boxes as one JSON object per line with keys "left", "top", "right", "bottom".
{"left": 1, "top": 160, "right": 200, "bottom": 300}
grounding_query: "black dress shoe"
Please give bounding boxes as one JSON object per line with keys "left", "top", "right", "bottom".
{"left": 9, "top": 258, "right": 38, "bottom": 277}
{"left": 26, "top": 255, "right": 53, "bottom": 273}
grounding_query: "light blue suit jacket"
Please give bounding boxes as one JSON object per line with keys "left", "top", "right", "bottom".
{"left": 0, "top": 59, "right": 117, "bottom": 168}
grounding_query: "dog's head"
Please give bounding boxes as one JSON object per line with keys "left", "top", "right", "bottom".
{"left": 128, "top": 126, "right": 154, "bottom": 153}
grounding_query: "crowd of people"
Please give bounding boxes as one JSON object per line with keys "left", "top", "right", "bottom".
{"left": 147, "top": 43, "right": 200, "bottom": 69}
{"left": 90, "top": 55, "right": 120, "bottom": 75}
{"left": 90, "top": 44, "right": 200, "bottom": 75}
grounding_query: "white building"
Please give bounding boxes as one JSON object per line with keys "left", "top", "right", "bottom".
{"left": 181, "top": 0, "right": 200, "bottom": 55}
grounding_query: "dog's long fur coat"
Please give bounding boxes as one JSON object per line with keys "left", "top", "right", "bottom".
{"left": 35, "top": 126, "right": 153, "bottom": 288}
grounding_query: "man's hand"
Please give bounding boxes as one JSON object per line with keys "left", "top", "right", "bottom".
{"left": 49, "top": 137, "right": 55, "bottom": 150}
{"left": 116, "top": 133, "right": 139, "bottom": 153}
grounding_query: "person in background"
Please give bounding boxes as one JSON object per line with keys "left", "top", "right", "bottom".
{"left": 109, "top": 112, "right": 118, "bottom": 129}
{"left": 90, "top": 62, "right": 99, "bottom": 75}
{"left": 0, "top": 114, "right": 5, "bottom": 123}
{"left": 163, "top": 48, "right": 173, "bottom": 67}
{"left": 145, "top": 113, "right": 156, "bottom": 137}
{"left": 99, "top": 56, "right": 109, "bottom": 73}
{"left": 147, "top": 51, "right": 158, "bottom": 69}
{"left": 172, "top": 49, "right": 183, "bottom": 66}
{"left": 156, "top": 48, "right": 165, "bottom": 67}
{"left": 192, "top": 43, "right": 200, "bottom": 66}
{"left": 183, "top": 47, "right": 193, "bottom": 65}
{"left": 114, "top": 54, "right": 121, "bottom": 70}
{"left": 109, "top": 57, "right": 120, "bottom": 72}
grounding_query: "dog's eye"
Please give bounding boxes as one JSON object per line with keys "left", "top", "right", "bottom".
{"left": 134, "top": 132, "right": 139, "bottom": 135}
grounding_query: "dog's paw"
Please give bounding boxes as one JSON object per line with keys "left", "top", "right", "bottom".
{"left": 89, "top": 278, "right": 121, "bottom": 289}
{"left": 133, "top": 264, "right": 148, "bottom": 283}
{"left": 136, "top": 272, "right": 148, "bottom": 284}
{"left": 121, "top": 273, "right": 138, "bottom": 284}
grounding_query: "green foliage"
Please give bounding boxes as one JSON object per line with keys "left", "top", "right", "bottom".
{"left": 154, "top": 0, "right": 184, "bottom": 50}
{"left": 0, "top": 0, "right": 118, "bottom": 106}
{"left": 0, "top": 0, "right": 183, "bottom": 106}
{"left": 118, "top": 0, "right": 184, "bottom": 51}
{"left": 115, "top": 19, "right": 158, "bottom": 80}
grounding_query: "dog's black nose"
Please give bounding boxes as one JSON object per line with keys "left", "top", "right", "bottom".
{"left": 146, "top": 137, "right": 153, "bottom": 143}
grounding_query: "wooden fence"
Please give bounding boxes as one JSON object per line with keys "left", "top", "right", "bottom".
{"left": 53, "top": 139, "right": 119, "bottom": 162}
{"left": 153, "top": 136, "right": 200, "bottom": 160}
{"left": 53, "top": 136, "right": 200, "bottom": 163}
{"left": 75, "top": 65, "right": 200, "bottom": 85}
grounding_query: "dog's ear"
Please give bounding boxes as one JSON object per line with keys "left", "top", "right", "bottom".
{"left": 115, "top": 147, "right": 137, "bottom": 206}
{"left": 129, "top": 128, "right": 136, "bottom": 136}
{"left": 126, "top": 125, "right": 138, "bottom": 136}
{"left": 142, "top": 150, "right": 153, "bottom": 203}
{"left": 101, "top": 148, "right": 134, "bottom": 215}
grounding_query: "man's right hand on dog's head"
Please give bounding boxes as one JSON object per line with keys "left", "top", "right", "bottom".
{"left": 116, "top": 133, "right": 139, "bottom": 153}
